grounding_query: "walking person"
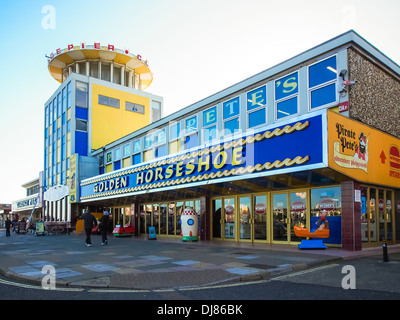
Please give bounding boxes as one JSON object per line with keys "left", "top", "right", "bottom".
{"left": 99, "top": 210, "right": 110, "bottom": 246}
{"left": 5, "top": 217, "right": 12, "bottom": 237}
{"left": 82, "top": 209, "right": 97, "bottom": 247}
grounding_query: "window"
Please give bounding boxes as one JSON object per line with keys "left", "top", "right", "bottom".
{"left": 45, "top": 105, "right": 49, "bottom": 127}
{"left": 185, "top": 116, "right": 197, "bottom": 134}
{"left": 126, "top": 101, "right": 145, "bottom": 114}
{"left": 76, "top": 119, "right": 87, "bottom": 131}
{"left": 170, "top": 122, "right": 180, "bottom": 141}
{"left": 155, "top": 145, "right": 166, "bottom": 158}
{"left": 247, "top": 86, "right": 266, "bottom": 128}
{"left": 98, "top": 95, "right": 120, "bottom": 109}
{"left": 132, "top": 153, "right": 141, "bottom": 165}
{"left": 106, "top": 152, "right": 112, "bottom": 163}
{"left": 151, "top": 101, "right": 161, "bottom": 122}
{"left": 156, "top": 128, "right": 166, "bottom": 145}
{"left": 309, "top": 55, "right": 338, "bottom": 110}
{"left": 53, "top": 97, "right": 57, "bottom": 121}
{"left": 203, "top": 126, "right": 217, "bottom": 143}
{"left": 114, "top": 148, "right": 121, "bottom": 161}
{"left": 133, "top": 140, "right": 141, "bottom": 154}
{"left": 155, "top": 128, "right": 166, "bottom": 158}
{"left": 113, "top": 65, "right": 121, "bottom": 84}
{"left": 123, "top": 144, "right": 130, "bottom": 158}
{"left": 203, "top": 106, "right": 217, "bottom": 143}
{"left": 76, "top": 81, "right": 88, "bottom": 108}
{"left": 101, "top": 63, "right": 111, "bottom": 81}
{"left": 185, "top": 134, "right": 198, "bottom": 150}
{"left": 62, "top": 87, "right": 66, "bottom": 113}
{"left": 76, "top": 107, "right": 88, "bottom": 120}
{"left": 144, "top": 134, "right": 153, "bottom": 149}
{"left": 114, "top": 160, "right": 121, "bottom": 170}
{"left": 67, "top": 82, "right": 71, "bottom": 109}
{"left": 223, "top": 97, "right": 240, "bottom": 135}
{"left": 78, "top": 62, "right": 86, "bottom": 76}
{"left": 90, "top": 61, "right": 98, "bottom": 78}
{"left": 310, "top": 186, "right": 342, "bottom": 244}
{"left": 275, "top": 72, "right": 298, "bottom": 120}
{"left": 185, "top": 116, "right": 198, "bottom": 150}
{"left": 169, "top": 139, "right": 181, "bottom": 155}
{"left": 57, "top": 93, "right": 62, "bottom": 116}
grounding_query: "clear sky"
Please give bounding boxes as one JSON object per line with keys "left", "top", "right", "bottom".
{"left": 0, "top": 0, "right": 399, "bottom": 204}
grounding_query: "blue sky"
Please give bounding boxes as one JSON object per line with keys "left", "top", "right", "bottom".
{"left": 0, "top": 0, "right": 399, "bottom": 203}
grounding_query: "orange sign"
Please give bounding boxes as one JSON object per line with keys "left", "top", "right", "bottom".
{"left": 328, "top": 111, "right": 400, "bottom": 188}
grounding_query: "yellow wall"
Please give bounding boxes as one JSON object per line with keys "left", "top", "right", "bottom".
{"left": 75, "top": 212, "right": 104, "bottom": 234}
{"left": 91, "top": 83, "right": 150, "bottom": 150}
{"left": 328, "top": 110, "right": 400, "bottom": 188}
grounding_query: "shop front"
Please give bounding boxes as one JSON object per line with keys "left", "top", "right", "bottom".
{"left": 209, "top": 186, "right": 342, "bottom": 245}
{"left": 80, "top": 110, "right": 400, "bottom": 250}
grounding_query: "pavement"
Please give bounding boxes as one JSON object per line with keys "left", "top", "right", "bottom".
{"left": 1, "top": 229, "right": 399, "bottom": 290}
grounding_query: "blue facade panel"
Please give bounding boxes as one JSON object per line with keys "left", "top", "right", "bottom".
{"left": 75, "top": 131, "right": 88, "bottom": 156}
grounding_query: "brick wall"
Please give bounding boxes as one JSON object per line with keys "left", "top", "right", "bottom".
{"left": 341, "top": 181, "right": 362, "bottom": 251}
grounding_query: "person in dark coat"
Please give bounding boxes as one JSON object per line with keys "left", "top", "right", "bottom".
{"left": 99, "top": 210, "right": 110, "bottom": 245}
{"left": 82, "top": 210, "right": 97, "bottom": 247}
{"left": 5, "top": 217, "right": 12, "bottom": 236}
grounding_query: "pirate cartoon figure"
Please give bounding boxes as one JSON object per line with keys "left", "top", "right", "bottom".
{"left": 355, "top": 132, "right": 367, "bottom": 161}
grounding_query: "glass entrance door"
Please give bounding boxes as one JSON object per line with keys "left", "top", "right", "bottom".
{"left": 212, "top": 197, "right": 236, "bottom": 240}
{"left": 272, "top": 193, "right": 288, "bottom": 242}
{"left": 224, "top": 198, "right": 235, "bottom": 240}
{"left": 239, "top": 196, "right": 251, "bottom": 241}
{"left": 212, "top": 199, "right": 222, "bottom": 239}
{"left": 289, "top": 191, "right": 307, "bottom": 242}
{"left": 238, "top": 195, "right": 267, "bottom": 242}
{"left": 272, "top": 192, "right": 306, "bottom": 243}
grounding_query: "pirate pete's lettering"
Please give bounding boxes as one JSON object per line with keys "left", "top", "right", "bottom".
{"left": 336, "top": 123, "right": 358, "bottom": 153}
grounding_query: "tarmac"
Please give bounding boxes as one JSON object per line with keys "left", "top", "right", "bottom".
{"left": 1, "top": 229, "right": 399, "bottom": 291}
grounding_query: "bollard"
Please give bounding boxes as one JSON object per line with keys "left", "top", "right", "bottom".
{"left": 382, "top": 240, "right": 389, "bottom": 262}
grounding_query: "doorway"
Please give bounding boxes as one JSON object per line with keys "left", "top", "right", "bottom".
{"left": 272, "top": 191, "right": 307, "bottom": 244}
{"left": 212, "top": 195, "right": 269, "bottom": 243}
{"left": 361, "top": 186, "right": 395, "bottom": 245}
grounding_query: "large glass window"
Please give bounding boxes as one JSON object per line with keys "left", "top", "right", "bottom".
{"left": 247, "top": 86, "right": 266, "bottom": 128}
{"left": 310, "top": 186, "right": 342, "bottom": 217}
{"left": 275, "top": 72, "right": 298, "bottom": 120}
{"left": 310, "top": 186, "right": 342, "bottom": 244}
{"left": 308, "top": 55, "right": 337, "bottom": 110}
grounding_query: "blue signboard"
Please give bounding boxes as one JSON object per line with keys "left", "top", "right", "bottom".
{"left": 80, "top": 113, "right": 325, "bottom": 201}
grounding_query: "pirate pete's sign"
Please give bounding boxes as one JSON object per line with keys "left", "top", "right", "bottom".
{"left": 328, "top": 110, "right": 400, "bottom": 189}
{"left": 333, "top": 122, "right": 369, "bottom": 173}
